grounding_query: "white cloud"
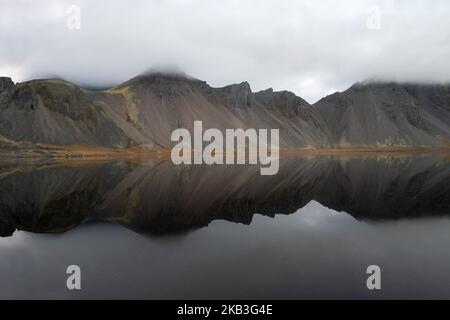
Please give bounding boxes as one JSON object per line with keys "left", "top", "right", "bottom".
{"left": 1, "top": 0, "right": 450, "bottom": 103}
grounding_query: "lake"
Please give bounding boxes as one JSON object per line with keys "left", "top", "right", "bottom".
{"left": 1, "top": 154, "right": 450, "bottom": 299}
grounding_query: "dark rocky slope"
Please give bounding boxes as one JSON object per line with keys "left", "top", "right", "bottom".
{"left": 96, "top": 72, "right": 331, "bottom": 149}
{"left": 1, "top": 73, "right": 450, "bottom": 152}
{"left": 0, "top": 72, "right": 330, "bottom": 151}
{"left": 315, "top": 82, "right": 450, "bottom": 147}
{"left": 0, "top": 77, "right": 129, "bottom": 148}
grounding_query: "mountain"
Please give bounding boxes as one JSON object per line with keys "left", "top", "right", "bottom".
{"left": 0, "top": 72, "right": 331, "bottom": 152}
{"left": 94, "top": 72, "right": 330, "bottom": 149}
{"left": 1, "top": 72, "right": 450, "bottom": 154}
{"left": 0, "top": 77, "right": 129, "bottom": 149}
{"left": 315, "top": 82, "right": 450, "bottom": 147}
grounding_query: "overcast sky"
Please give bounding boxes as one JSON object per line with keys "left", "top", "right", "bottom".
{"left": 1, "top": 0, "right": 449, "bottom": 103}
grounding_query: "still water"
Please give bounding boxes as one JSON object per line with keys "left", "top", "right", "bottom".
{"left": 0, "top": 155, "right": 450, "bottom": 299}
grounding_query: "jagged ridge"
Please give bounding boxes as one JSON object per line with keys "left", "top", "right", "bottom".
{"left": 1, "top": 72, "right": 450, "bottom": 153}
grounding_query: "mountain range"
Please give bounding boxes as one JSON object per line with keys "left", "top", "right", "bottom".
{"left": 1, "top": 71, "right": 450, "bottom": 156}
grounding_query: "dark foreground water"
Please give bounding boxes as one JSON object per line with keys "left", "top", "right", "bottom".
{"left": 0, "top": 155, "right": 450, "bottom": 299}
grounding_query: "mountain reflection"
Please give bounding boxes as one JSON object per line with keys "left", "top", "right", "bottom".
{"left": 1, "top": 155, "right": 450, "bottom": 237}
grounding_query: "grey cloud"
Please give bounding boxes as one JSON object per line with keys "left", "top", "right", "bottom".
{"left": 0, "top": 0, "right": 450, "bottom": 103}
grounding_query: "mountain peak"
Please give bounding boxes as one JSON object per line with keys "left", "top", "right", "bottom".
{"left": 0, "top": 77, "right": 14, "bottom": 92}
{"left": 119, "top": 67, "right": 202, "bottom": 89}
{"left": 222, "top": 81, "right": 252, "bottom": 93}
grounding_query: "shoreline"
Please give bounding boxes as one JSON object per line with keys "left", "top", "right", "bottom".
{"left": 1, "top": 145, "right": 450, "bottom": 161}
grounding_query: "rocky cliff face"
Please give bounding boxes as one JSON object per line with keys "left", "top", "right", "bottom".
{"left": 315, "top": 82, "right": 450, "bottom": 147}
{"left": 0, "top": 78, "right": 129, "bottom": 148}
{"left": 0, "top": 72, "right": 450, "bottom": 152}
{"left": 95, "top": 72, "right": 331, "bottom": 149}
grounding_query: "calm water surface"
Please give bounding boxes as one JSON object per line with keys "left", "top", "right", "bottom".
{"left": 0, "top": 155, "right": 450, "bottom": 299}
